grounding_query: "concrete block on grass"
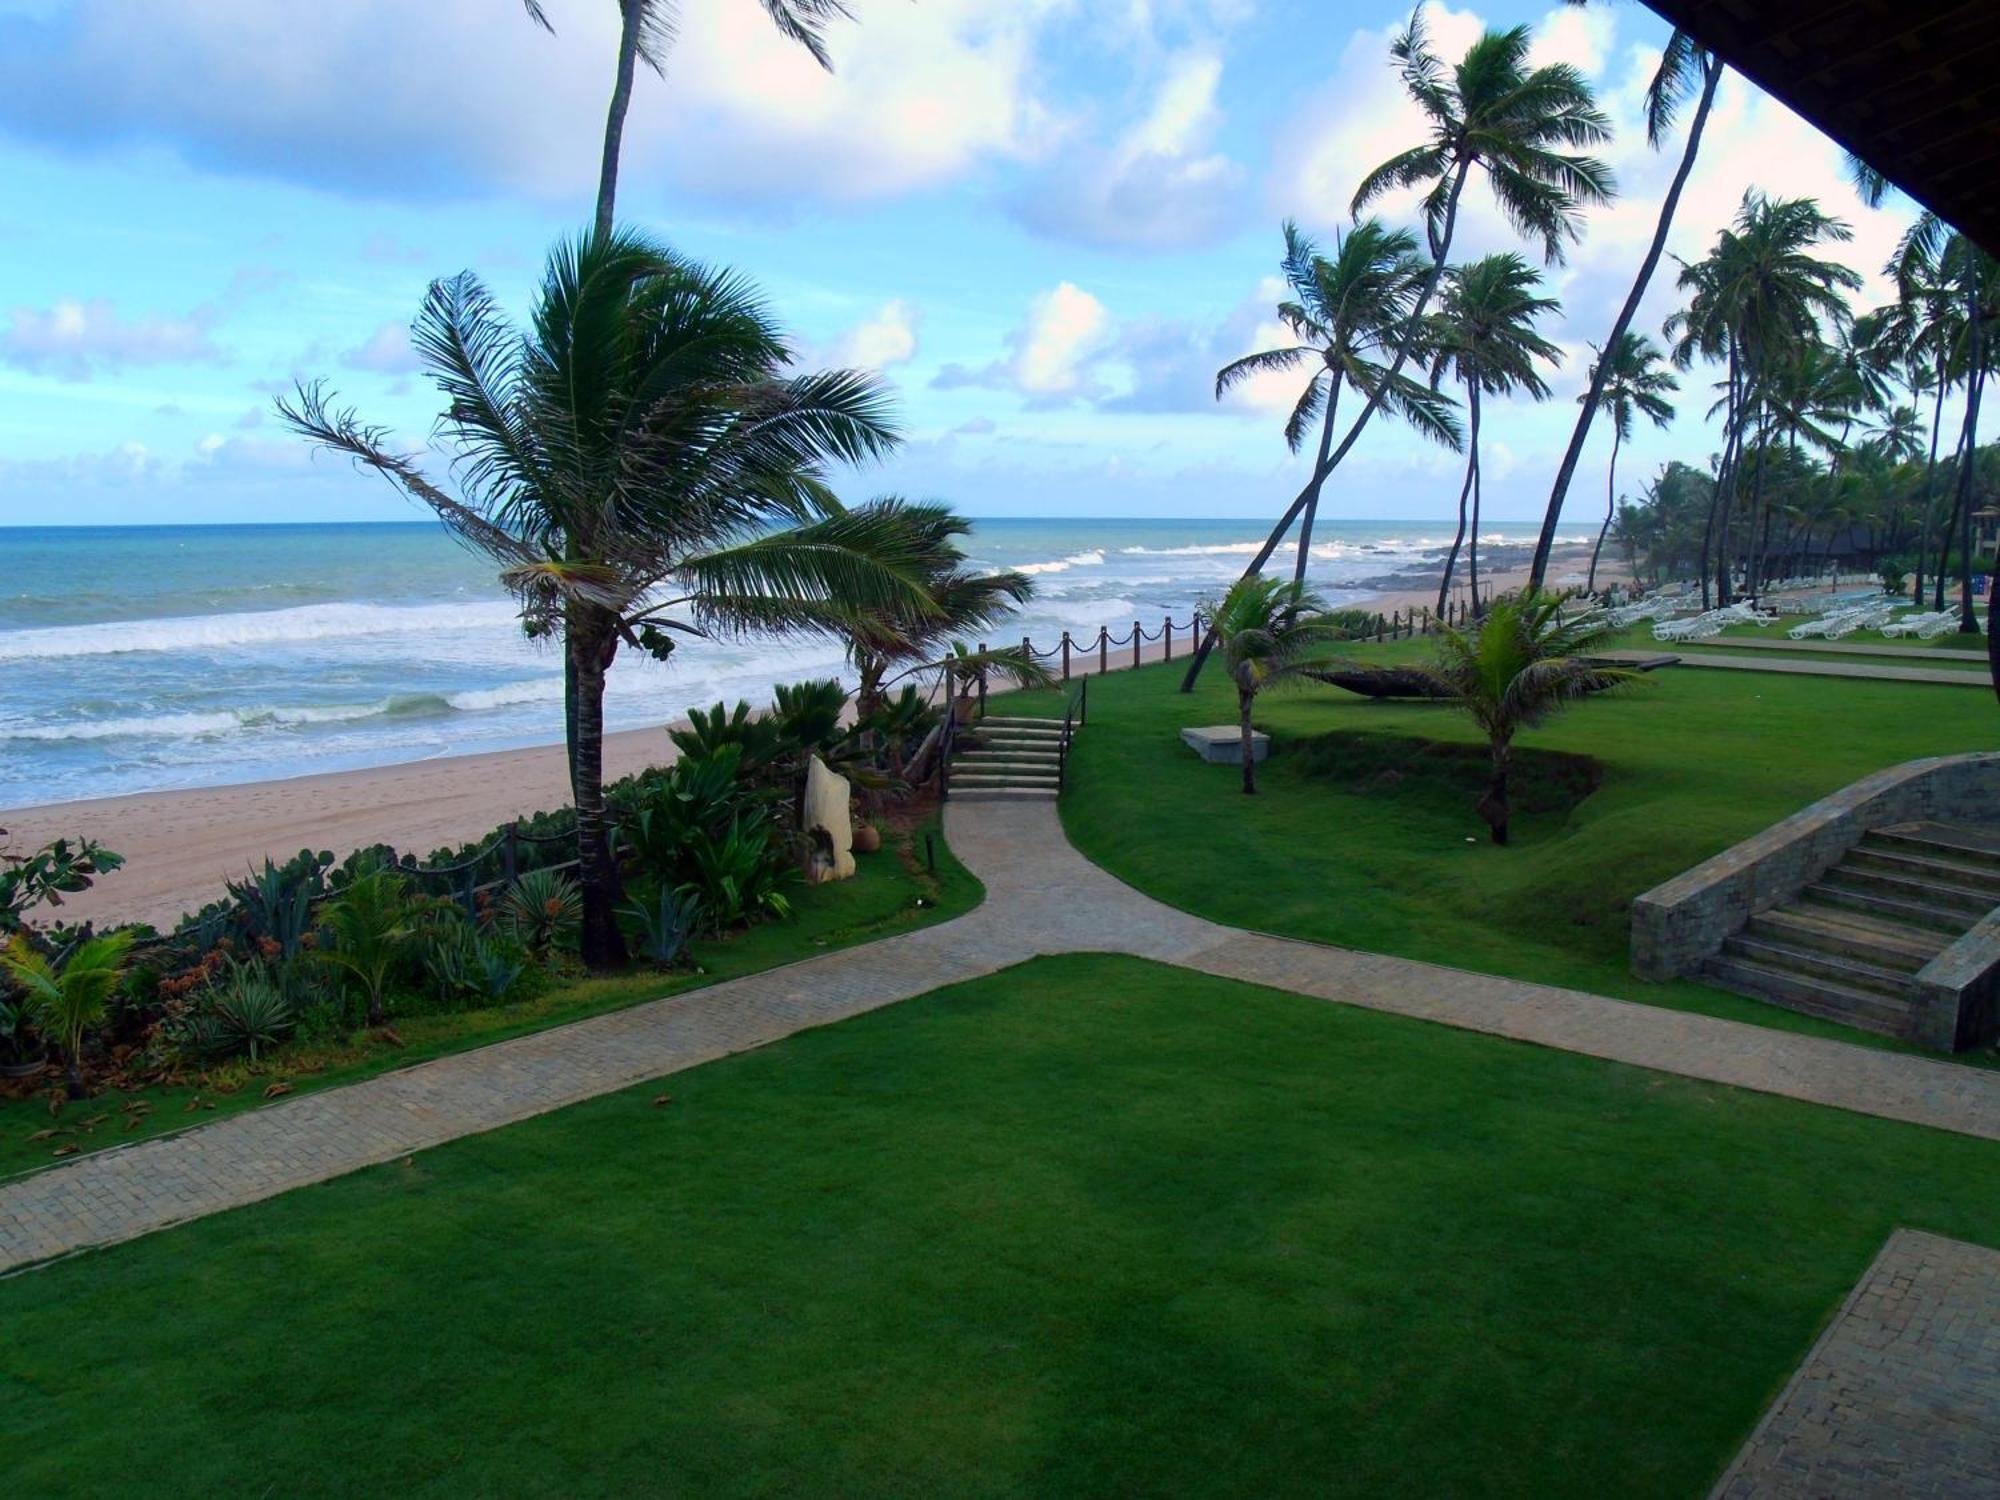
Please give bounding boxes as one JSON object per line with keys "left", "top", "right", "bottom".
{"left": 1181, "top": 725, "right": 1268, "bottom": 765}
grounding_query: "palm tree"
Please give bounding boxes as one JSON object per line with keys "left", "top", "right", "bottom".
{"left": 1426, "top": 254, "right": 1563, "bottom": 615}
{"left": 318, "top": 868, "right": 412, "bottom": 1029}
{"left": 1181, "top": 13, "right": 1611, "bottom": 689}
{"left": 525, "top": 0, "right": 856, "bottom": 236}
{"left": 1202, "top": 576, "right": 1346, "bottom": 795}
{"left": 1581, "top": 333, "right": 1676, "bottom": 593}
{"left": 1665, "top": 192, "right": 1861, "bottom": 604}
{"left": 835, "top": 501, "right": 1041, "bottom": 720}
{"left": 1528, "top": 30, "right": 1723, "bottom": 590}
{"left": 1216, "top": 219, "right": 1460, "bottom": 583}
{"left": 0, "top": 930, "right": 133, "bottom": 1097}
{"left": 1423, "top": 592, "right": 1630, "bottom": 845}
{"left": 280, "top": 230, "right": 938, "bottom": 967}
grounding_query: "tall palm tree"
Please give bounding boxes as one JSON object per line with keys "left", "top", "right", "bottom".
{"left": 1422, "top": 592, "right": 1630, "bottom": 846}
{"left": 1529, "top": 29, "right": 1724, "bottom": 590}
{"left": 1665, "top": 192, "right": 1861, "bottom": 603}
{"left": 1582, "top": 332, "right": 1677, "bottom": 592}
{"left": 1426, "top": 254, "right": 1563, "bottom": 614}
{"left": 280, "top": 230, "right": 938, "bottom": 967}
{"left": 1183, "top": 14, "right": 1611, "bottom": 688}
{"left": 1202, "top": 576, "right": 1346, "bottom": 795}
{"left": 1216, "top": 219, "right": 1460, "bottom": 583}
{"left": 525, "top": 0, "right": 856, "bottom": 236}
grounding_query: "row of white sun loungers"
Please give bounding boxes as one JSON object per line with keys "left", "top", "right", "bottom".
{"left": 1652, "top": 601, "right": 1771, "bottom": 641}
{"left": 1880, "top": 610, "right": 1964, "bottom": 640}
{"left": 1787, "top": 598, "right": 1905, "bottom": 639}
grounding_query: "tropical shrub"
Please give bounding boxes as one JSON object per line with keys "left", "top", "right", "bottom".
{"left": 621, "top": 886, "right": 701, "bottom": 966}
{"left": 499, "top": 869, "right": 583, "bottom": 963}
{"left": 0, "top": 834, "right": 124, "bottom": 934}
{"left": 317, "top": 868, "right": 413, "bottom": 1028}
{"left": 183, "top": 964, "right": 298, "bottom": 1063}
{"left": 681, "top": 812, "right": 793, "bottom": 930}
{"left": 0, "top": 929, "right": 135, "bottom": 1095}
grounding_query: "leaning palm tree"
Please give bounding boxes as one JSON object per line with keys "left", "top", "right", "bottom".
{"left": 0, "top": 930, "right": 133, "bottom": 1097}
{"left": 1583, "top": 333, "right": 1677, "bottom": 593}
{"left": 1203, "top": 576, "right": 1346, "bottom": 795}
{"left": 1426, "top": 254, "right": 1564, "bottom": 615}
{"left": 1528, "top": 28, "right": 1723, "bottom": 590}
{"left": 280, "top": 230, "right": 939, "bottom": 966}
{"left": 1181, "top": 13, "right": 1612, "bottom": 690}
{"left": 1423, "top": 592, "right": 1631, "bottom": 845}
{"left": 1216, "top": 219, "right": 1460, "bottom": 582}
{"left": 526, "top": 0, "right": 856, "bottom": 235}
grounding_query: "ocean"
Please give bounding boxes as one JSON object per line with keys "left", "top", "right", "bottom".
{"left": 0, "top": 518, "right": 1593, "bottom": 807}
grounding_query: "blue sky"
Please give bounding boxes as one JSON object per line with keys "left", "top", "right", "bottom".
{"left": 0, "top": 0, "right": 1927, "bottom": 527}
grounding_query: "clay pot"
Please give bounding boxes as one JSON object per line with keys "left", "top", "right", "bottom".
{"left": 852, "top": 823, "right": 883, "bottom": 854}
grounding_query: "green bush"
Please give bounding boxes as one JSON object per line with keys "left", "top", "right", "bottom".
{"left": 499, "top": 869, "right": 583, "bottom": 963}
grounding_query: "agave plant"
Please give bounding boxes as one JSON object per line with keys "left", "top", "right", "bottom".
{"left": 0, "top": 929, "right": 134, "bottom": 1096}
{"left": 621, "top": 886, "right": 702, "bottom": 966}
{"left": 500, "top": 869, "right": 584, "bottom": 963}
{"left": 188, "top": 964, "right": 298, "bottom": 1063}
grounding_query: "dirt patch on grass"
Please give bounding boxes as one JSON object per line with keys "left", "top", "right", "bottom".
{"left": 1287, "top": 731, "right": 1604, "bottom": 820}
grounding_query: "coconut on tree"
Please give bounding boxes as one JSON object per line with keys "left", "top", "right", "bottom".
{"left": 281, "top": 230, "right": 945, "bottom": 967}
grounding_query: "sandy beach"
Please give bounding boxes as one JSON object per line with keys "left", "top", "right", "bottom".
{"left": 2, "top": 542, "right": 1618, "bottom": 932}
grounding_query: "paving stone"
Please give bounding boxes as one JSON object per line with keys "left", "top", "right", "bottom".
{"left": 1709, "top": 1229, "right": 2000, "bottom": 1498}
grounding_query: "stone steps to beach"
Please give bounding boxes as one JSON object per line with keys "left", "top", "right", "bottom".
{"left": 1702, "top": 821, "right": 1998, "bottom": 1040}
{"left": 948, "top": 714, "right": 1072, "bottom": 802}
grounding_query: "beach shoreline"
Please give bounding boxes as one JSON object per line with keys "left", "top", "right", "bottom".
{"left": 1, "top": 542, "right": 1618, "bottom": 932}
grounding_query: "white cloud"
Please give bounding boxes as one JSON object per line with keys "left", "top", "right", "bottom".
{"left": 0, "top": 0, "right": 1064, "bottom": 210}
{"left": 935, "top": 282, "right": 1114, "bottom": 401}
{"left": 342, "top": 321, "right": 421, "bottom": 375}
{"left": 832, "top": 300, "right": 920, "bottom": 370}
{"left": 1012, "top": 49, "right": 1245, "bottom": 249}
{"left": 0, "top": 297, "right": 225, "bottom": 380}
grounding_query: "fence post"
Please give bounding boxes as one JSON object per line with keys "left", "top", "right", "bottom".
{"left": 458, "top": 865, "right": 476, "bottom": 920}
{"left": 1062, "top": 631, "right": 1071, "bottom": 681}
{"left": 1164, "top": 616, "right": 1174, "bottom": 661}
{"left": 1098, "top": 625, "right": 1108, "bottom": 675}
{"left": 503, "top": 822, "right": 519, "bottom": 884}
{"left": 1132, "top": 619, "right": 1141, "bottom": 669}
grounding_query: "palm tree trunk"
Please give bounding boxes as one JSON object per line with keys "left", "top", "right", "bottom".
{"left": 595, "top": 0, "right": 642, "bottom": 238}
{"left": 1913, "top": 361, "right": 1947, "bottom": 601}
{"left": 1293, "top": 380, "right": 1343, "bottom": 585}
{"left": 1528, "top": 49, "right": 1722, "bottom": 592}
{"left": 1468, "top": 387, "right": 1485, "bottom": 613}
{"left": 1952, "top": 299, "right": 1985, "bottom": 631}
{"left": 1700, "top": 378, "right": 1742, "bottom": 610}
{"left": 1437, "top": 443, "right": 1476, "bottom": 616}
{"left": 570, "top": 621, "right": 629, "bottom": 969}
{"left": 1744, "top": 425, "right": 1772, "bottom": 601}
{"left": 1238, "top": 688, "right": 1258, "bottom": 795}
{"left": 1481, "top": 734, "right": 1513, "bottom": 846}
{"left": 1181, "top": 158, "right": 1474, "bottom": 692}
{"left": 1934, "top": 424, "right": 1964, "bottom": 611}
{"left": 1587, "top": 424, "right": 1621, "bottom": 594}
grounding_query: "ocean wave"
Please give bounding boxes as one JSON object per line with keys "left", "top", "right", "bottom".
{"left": 0, "top": 680, "right": 566, "bottom": 745}
{"left": 0, "top": 600, "right": 524, "bottom": 662}
{"left": 1015, "top": 549, "right": 1106, "bottom": 576}
{"left": 1117, "top": 542, "right": 1263, "bottom": 557}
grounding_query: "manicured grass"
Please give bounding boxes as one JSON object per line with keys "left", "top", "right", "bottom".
{"left": 1008, "top": 649, "right": 1999, "bottom": 1058}
{"left": 0, "top": 816, "right": 980, "bottom": 1179}
{"left": 6, "top": 954, "right": 2000, "bottom": 1496}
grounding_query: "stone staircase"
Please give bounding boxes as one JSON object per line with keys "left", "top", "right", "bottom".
{"left": 947, "top": 715, "right": 1069, "bottom": 802}
{"left": 1703, "top": 821, "right": 2000, "bottom": 1038}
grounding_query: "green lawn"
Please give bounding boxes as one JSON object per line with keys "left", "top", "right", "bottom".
{"left": 1007, "top": 649, "right": 1998, "bottom": 1057}
{"left": 0, "top": 816, "right": 980, "bottom": 1180}
{"left": 7, "top": 954, "right": 1999, "bottom": 1496}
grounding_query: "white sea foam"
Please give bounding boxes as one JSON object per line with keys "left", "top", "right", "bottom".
{"left": 446, "top": 678, "right": 566, "bottom": 712}
{"left": 0, "top": 712, "right": 242, "bottom": 743}
{"left": 0, "top": 600, "right": 523, "bottom": 662}
{"left": 1015, "top": 549, "right": 1106, "bottom": 576}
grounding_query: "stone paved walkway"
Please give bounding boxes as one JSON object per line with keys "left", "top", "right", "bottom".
{"left": 1710, "top": 1229, "right": 2000, "bottom": 1498}
{"left": 7, "top": 800, "right": 2000, "bottom": 1273}
{"left": 1597, "top": 649, "right": 1987, "bottom": 687}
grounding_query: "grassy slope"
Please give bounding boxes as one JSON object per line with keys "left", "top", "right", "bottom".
{"left": 1006, "top": 648, "right": 1998, "bottom": 1057}
{"left": 6, "top": 954, "right": 2000, "bottom": 1497}
{"left": 0, "top": 817, "right": 981, "bottom": 1179}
